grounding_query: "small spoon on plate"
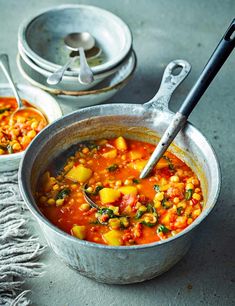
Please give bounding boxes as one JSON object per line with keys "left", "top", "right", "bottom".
{"left": 47, "top": 47, "right": 101, "bottom": 85}
{"left": 64, "top": 32, "right": 95, "bottom": 84}
{"left": 0, "top": 54, "right": 47, "bottom": 125}
{"left": 47, "top": 54, "right": 79, "bottom": 85}
{"left": 140, "top": 19, "right": 235, "bottom": 179}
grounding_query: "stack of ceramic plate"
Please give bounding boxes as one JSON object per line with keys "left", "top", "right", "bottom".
{"left": 17, "top": 4, "right": 136, "bottom": 114}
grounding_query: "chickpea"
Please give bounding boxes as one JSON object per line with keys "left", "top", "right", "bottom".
{"left": 115, "top": 180, "right": 122, "bottom": 187}
{"left": 192, "top": 193, "right": 201, "bottom": 201}
{"left": 154, "top": 200, "right": 161, "bottom": 209}
{"left": 186, "top": 183, "right": 194, "bottom": 190}
{"left": 71, "top": 184, "right": 78, "bottom": 190}
{"left": 21, "top": 135, "right": 31, "bottom": 146}
{"left": 173, "top": 197, "right": 180, "bottom": 204}
{"left": 170, "top": 175, "right": 180, "bottom": 183}
{"left": 39, "top": 196, "right": 47, "bottom": 204}
{"left": 17, "top": 117, "right": 26, "bottom": 123}
{"left": 124, "top": 179, "right": 132, "bottom": 185}
{"left": 47, "top": 198, "right": 55, "bottom": 205}
{"left": 80, "top": 203, "right": 90, "bottom": 212}
{"left": 12, "top": 143, "right": 21, "bottom": 151}
{"left": 82, "top": 147, "right": 89, "bottom": 154}
{"left": 86, "top": 186, "right": 93, "bottom": 193}
{"left": 27, "top": 130, "right": 37, "bottom": 139}
{"left": 52, "top": 184, "right": 60, "bottom": 191}
{"left": 154, "top": 192, "right": 164, "bottom": 201}
{"left": 31, "top": 121, "right": 38, "bottom": 129}
{"left": 56, "top": 199, "right": 64, "bottom": 206}
{"left": 192, "top": 178, "right": 199, "bottom": 186}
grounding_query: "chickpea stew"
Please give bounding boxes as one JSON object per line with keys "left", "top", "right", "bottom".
{"left": 36, "top": 136, "right": 204, "bottom": 246}
{"left": 0, "top": 97, "right": 47, "bottom": 155}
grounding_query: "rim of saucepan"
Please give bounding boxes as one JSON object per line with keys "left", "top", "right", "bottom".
{"left": 18, "top": 4, "right": 133, "bottom": 75}
{"left": 17, "top": 51, "right": 137, "bottom": 97}
{"left": 18, "top": 104, "right": 221, "bottom": 251}
{"left": 0, "top": 83, "right": 62, "bottom": 164}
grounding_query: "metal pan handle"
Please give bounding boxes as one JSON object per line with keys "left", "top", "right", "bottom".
{"left": 144, "top": 59, "right": 191, "bottom": 112}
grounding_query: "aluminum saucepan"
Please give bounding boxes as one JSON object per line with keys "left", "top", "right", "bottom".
{"left": 19, "top": 59, "right": 221, "bottom": 284}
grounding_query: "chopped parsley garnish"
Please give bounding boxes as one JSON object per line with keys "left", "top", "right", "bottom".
{"left": 185, "top": 189, "right": 193, "bottom": 200}
{"left": 177, "top": 207, "right": 183, "bottom": 215}
{"left": 56, "top": 188, "right": 70, "bottom": 200}
{"left": 154, "top": 184, "right": 160, "bottom": 192}
{"left": 163, "top": 155, "right": 174, "bottom": 170}
{"left": 157, "top": 224, "right": 170, "bottom": 234}
{"left": 0, "top": 107, "right": 10, "bottom": 114}
{"left": 107, "top": 164, "right": 119, "bottom": 172}
{"left": 133, "top": 178, "right": 140, "bottom": 184}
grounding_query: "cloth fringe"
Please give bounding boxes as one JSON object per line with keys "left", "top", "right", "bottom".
{"left": 0, "top": 171, "right": 45, "bottom": 305}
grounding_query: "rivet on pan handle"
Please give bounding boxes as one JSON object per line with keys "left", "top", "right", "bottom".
{"left": 144, "top": 59, "right": 191, "bottom": 112}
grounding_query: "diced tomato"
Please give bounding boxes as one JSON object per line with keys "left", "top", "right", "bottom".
{"left": 122, "top": 230, "right": 133, "bottom": 243}
{"left": 191, "top": 198, "right": 199, "bottom": 205}
{"left": 120, "top": 194, "right": 137, "bottom": 210}
{"left": 167, "top": 187, "right": 184, "bottom": 199}
{"left": 159, "top": 167, "right": 172, "bottom": 178}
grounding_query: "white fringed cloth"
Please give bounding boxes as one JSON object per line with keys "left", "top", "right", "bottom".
{"left": 0, "top": 171, "right": 45, "bottom": 306}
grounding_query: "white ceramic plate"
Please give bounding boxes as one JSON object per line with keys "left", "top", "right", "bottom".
{"left": 0, "top": 84, "right": 62, "bottom": 172}
{"left": 17, "top": 51, "right": 137, "bottom": 114}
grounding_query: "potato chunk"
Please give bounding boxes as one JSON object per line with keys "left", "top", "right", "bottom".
{"left": 102, "top": 149, "right": 117, "bottom": 159}
{"left": 129, "top": 150, "right": 143, "bottom": 160}
{"left": 115, "top": 136, "right": 127, "bottom": 151}
{"left": 155, "top": 158, "right": 169, "bottom": 169}
{"left": 128, "top": 160, "right": 147, "bottom": 172}
{"left": 71, "top": 225, "right": 86, "bottom": 240}
{"left": 65, "top": 165, "right": 92, "bottom": 183}
{"left": 99, "top": 188, "right": 121, "bottom": 204}
{"left": 118, "top": 186, "right": 137, "bottom": 196}
{"left": 103, "top": 230, "right": 122, "bottom": 246}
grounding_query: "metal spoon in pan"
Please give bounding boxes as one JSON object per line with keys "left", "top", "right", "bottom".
{"left": 65, "top": 32, "right": 95, "bottom": 85}
{"left": 140, "top": 19, "right": 235, "bottom": 179}
{"left": 0, "top": 53, "right": 47, "bottom": 126}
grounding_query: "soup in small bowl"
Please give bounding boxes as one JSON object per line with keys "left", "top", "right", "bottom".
{"left": 0, "top": 83, "right": 62, "bottom": 171}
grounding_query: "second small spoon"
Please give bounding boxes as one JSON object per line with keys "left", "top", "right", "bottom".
{"left": 47, "top": 55, "right": 79, "bottom": 85}
{"left": 64, "top": 32, "right": 95, "bottom": 85}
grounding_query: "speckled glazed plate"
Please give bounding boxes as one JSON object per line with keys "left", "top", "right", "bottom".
{"left": 18, "top": 4, "right": 132, "bottom": 75}
{"left": 17, "top": 51, "right": 137, "bottom": 113}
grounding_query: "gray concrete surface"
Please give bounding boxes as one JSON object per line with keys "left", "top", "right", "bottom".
{"left": 0, "top": 0, "right": 235, "bottom": 305}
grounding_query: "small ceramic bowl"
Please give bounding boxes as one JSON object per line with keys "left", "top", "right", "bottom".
{"left": 18, "top": 4, "right": 132, "bottom": 76}
{"left": 0, "top": 84, "right": 62, "bottom": 172}
{"left": 17, "top": 51, "right": 137, "bottom": 114}
{"left": 18, "top": 42, "right": 133, "bottom": 92}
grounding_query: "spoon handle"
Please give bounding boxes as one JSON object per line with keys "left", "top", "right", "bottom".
{"left": 140, "top": 19, "right": 235, "bottom": 179}
{"left": 78, "top": 47, "right": 94, "bottom": 84}
{"left": 179, "top": 18, "right": 235, "bottom": 117}
{"left": 47, "top": 56, "right": 77, "bottom": 85}
{"left": 0, "top": 54, "right": 23, "bottom": 108}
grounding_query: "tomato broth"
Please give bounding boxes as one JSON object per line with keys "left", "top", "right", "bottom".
{"left": 36, "top": 136, "right": 203, "bottom": 246}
